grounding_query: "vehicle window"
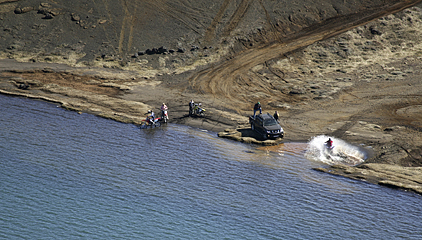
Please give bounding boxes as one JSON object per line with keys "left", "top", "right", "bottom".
{"left": 263, "top": 118, "right": 277, "bottom": 126}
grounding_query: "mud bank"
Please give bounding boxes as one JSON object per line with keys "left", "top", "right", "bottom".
{"left": 2, "top": 52, "right": 421, "bottom": 194}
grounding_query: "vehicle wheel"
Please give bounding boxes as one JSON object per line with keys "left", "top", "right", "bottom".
{"left": 140, "top": 122, "right": 147, "bottom": 129}
{"left": 261, "top": 129, "right": 268, "bottom": 140}
{"left": 153, "top": 122, "right": 161, "bottom": 128}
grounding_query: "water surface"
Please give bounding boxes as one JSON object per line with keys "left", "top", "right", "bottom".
{"left": 1, "top": 94, "right": 421, "bottom": 239}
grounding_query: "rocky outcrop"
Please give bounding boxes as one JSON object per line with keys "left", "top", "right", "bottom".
{"left": 314, "top": 164, "right": 422, "bottom": 194}
{"left": 218, "top": 128, "right": 284, "bottom": 146}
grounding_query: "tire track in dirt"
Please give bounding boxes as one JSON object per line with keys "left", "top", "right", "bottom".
{"left": 190, "top": 0, "right": 422, "bottom": 105}
{"left": 118, "top": 0, "right": 130, "bottom": 55}
{"left": 127, "top": 2, "right": 138, "bottom": 53}
{"left": 258, "top": 0, "right": 282, "bottom": 43}
{"left": 118, "top": 0, "right": 139, "bottom": 55}
{"left": 222, "top": 0, "right": 254, "bottom": 37}
{"left": 149, "top": 0, "right": 202, "bottom": 34}
{"left": 92, "top": 0, "right": 119, "bottom": 56}
{"left": 204, "top": 0, "right": 231, "bottom": 44}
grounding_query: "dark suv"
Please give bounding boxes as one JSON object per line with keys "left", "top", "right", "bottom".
{"left": 249, "top": 113, "right": 284, "bottom": 139}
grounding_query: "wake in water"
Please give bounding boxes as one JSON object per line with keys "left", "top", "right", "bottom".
{"left": 304, "top": 135, "right": 366, "bottom": 166}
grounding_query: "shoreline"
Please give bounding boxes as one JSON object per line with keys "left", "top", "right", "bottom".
{"left": 1, "top": 59, "right": 422, "bottom": 195}
{"left": 2, "top": 3, "right": 422, "bottom": 194}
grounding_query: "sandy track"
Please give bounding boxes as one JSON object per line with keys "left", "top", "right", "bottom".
{"left": 189, "top": 0, "right": 422, "bottom": 108}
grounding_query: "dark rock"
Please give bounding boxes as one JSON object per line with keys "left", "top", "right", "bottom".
{"left": 318, "top": 51, "right": 327, "bottom": 57}
{"left": 157, "top": 46, "right": 168, "bottom": 54}
{"left": 42, "top": 14, "right": 53, "bottom": 19}
{"left": 138, "top": 51, "right": 145, "bottom": 55}
{"left": 336, "top": 50, "right": 347, "bottom": 58}
{"left": 71, "top": 14, "right": 80, "bottom": 21}
{"left": 289, "top": 87, "right": 306, "bottom": 94}
{"left": 15, "top": 7, "right": 34, "bottom": 14}
{"left": 390, "top": 71, "right": 405, "bottom": 76}
{"left": 370, "top": 26, "right": 382, "bottom": 35}
{"left": 37, "top": 8, "right": 49, "bottom": 15}
{"left": 177, "top": 48, "right": 185, "bottom": 53}
{"left": 18, "top": 83, "right": 29, "bottom": 90}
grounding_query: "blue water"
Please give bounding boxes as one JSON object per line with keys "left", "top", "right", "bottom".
{"left": 1, "top": 94, "right": 421, "bottom": 239}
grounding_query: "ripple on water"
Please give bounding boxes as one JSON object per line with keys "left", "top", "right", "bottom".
{"left": 1, "top": 95, "right": 422, "bottom": 239}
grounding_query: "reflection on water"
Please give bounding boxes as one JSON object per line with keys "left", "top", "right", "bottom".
{"left": 1, "top": 94, "right": 422, "bottom": 239}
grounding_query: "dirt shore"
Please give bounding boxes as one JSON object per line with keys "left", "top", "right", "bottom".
{"left": 1, "top": 1, "right": 422, "bottom": 194}
{"left": 1, "top": 45, "right": 422, "bottom": 193}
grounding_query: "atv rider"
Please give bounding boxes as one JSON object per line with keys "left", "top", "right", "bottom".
{"left": 325, "top": 138, "right": 333, "bottom": 148}
{"left": 193, "top": 103, "right": 202, "bottom": 115}
{"left": 146, "top": 110, "right": 155, "bottom": 125}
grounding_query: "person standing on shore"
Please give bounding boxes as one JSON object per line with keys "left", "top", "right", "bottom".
{"left": 161, "top": 103, "right": 168, "bottom": 121}
{"left": 189, "top": 100, "right": 194, "bottom": 116}
{"left": 273, "top": 111, "right": 279, "bottom": 122}
{"left": 253, "top": 102, "right": 262, "bottom": 118}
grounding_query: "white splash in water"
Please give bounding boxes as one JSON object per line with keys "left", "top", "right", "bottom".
{"left": 304, "top": 135, "right": 366, "bottom": 166}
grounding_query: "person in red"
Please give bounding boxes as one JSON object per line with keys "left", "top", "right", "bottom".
{"left": 325, "top": 138, "right": 333, "bottom": 148}
{"left": 161, "top": 103, "right": 168, "bottom": 121}
{"left": 161, "top": 103, "right": 168, "bottom": 112}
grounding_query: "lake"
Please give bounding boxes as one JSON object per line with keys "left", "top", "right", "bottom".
{"left": 1, "top": 94, "right": 421, "bottom": 239}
